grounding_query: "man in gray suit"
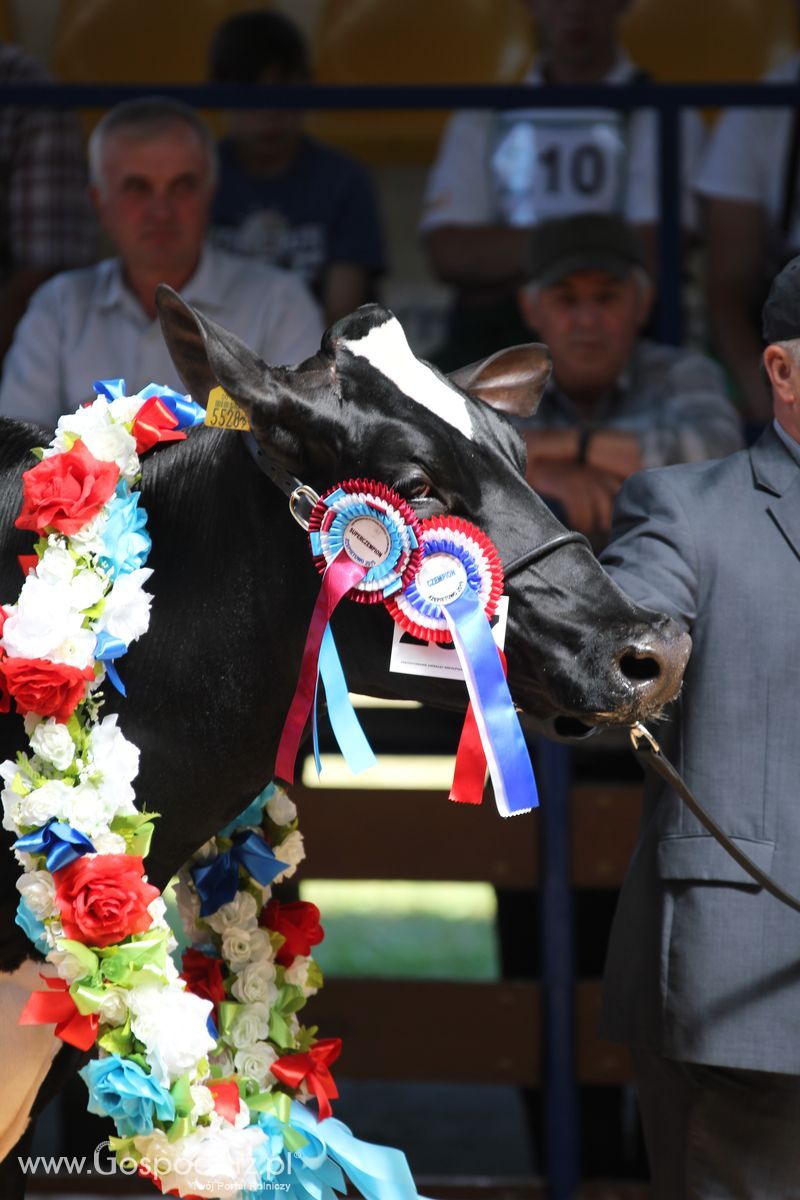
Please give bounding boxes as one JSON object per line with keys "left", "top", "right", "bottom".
{"left": 599, "top": 256, "right": 800, "bottom": 1198}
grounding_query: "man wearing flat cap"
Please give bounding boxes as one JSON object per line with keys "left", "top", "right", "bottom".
{"left": 596, "top": 256, "right": 800, "bottom": 1196}
{"left": 516, "top": 213, "right": 742, "bottom": 541}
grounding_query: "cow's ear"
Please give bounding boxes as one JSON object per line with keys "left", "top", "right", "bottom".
{"left": 156, "top": 285, "right": 338, "bottom": 473}
{"left": 156, "top": 284, "right": 271, "bottom": 409}
{"left": 448, "top": 344, "right": 551, "bottom": 419}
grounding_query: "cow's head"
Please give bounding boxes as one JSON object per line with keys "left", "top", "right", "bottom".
{"left": 156, "top": 288, "right": 689, "bottom": 730}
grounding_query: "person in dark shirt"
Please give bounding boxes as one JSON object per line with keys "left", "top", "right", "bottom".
{"left": 208, "top": 9, "right": 386, "bottom": 325}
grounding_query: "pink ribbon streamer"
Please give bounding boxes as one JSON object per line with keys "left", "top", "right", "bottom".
{"left": 275, "top": 550, "right": 367, "bottom": 784}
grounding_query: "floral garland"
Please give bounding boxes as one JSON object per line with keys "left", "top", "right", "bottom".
{"left": 0, "top": 382, "right": 421, "bottom": 1199}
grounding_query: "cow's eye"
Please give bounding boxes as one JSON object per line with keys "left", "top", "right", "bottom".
{"left": 395, "top": 469, "right": 436, "bottom": 503}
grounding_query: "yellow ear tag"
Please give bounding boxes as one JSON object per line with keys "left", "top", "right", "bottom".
{"left": 204, "top": 386, "right": 250, "bottom": 431}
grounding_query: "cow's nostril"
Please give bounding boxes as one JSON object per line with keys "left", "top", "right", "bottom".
{"left": 619, "top": 652, "right": 661, "bottom": 683}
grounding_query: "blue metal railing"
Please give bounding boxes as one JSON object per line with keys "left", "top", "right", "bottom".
{"left": 3, "top": 77, "right": 799, "bottom": 349}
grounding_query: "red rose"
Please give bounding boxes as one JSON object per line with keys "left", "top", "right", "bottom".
{"left": 16, "top": 439, "right": 120, "bottom": 536}
{"left": 53, "top": 854, "right": 160, "bottom": 948}
{"left": 181, "top": 948, "right": 226, "bottom": 1014}
{"left": 1, "top": 657, "right": 94, "bottom": 722}
{"left": 260, "top": 899, "right": 324, "bottom": 967}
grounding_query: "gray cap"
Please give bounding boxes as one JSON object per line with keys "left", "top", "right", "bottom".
{"left": 526, "top": 214, "right": 648, "bottom": 287}
{"left": 762, "top": 254, "right": 800, "bottom": 344}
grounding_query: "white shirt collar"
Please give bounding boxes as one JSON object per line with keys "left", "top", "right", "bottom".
{"left": 525, "top": 49, "right": 639, "bottom": 87}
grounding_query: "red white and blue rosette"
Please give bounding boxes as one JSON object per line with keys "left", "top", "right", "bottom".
{"left": 387, "top": 516, "right": 538, "bottom": 818}
{"left": 276, "top": 480, "right": 422, "bottom": 785}
{"left": 307, "top": 479, "right": 422, "bottom": 603}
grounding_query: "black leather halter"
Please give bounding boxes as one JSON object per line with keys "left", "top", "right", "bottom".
{"left": 503, "top": 530, "right": 591, "bottom": 579}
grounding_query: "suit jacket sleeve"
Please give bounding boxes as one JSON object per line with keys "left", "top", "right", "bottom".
{"left": 599, "top": 466, "right": 701, "bottom": 631}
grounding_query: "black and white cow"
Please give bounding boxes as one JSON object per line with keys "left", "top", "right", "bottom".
{"left": 0, "top": 293, "right": 690, "bottom": 1193}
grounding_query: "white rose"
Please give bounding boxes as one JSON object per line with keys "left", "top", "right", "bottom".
{"left": 128, "top": 984, "right": 215, "bottom": 1086}
{"left": 243, "top": 929, "right": 273, "bottom": 964}
{"left": 67, "top": 781, "right": 115, "bottom": 838}
{"left": 233, "top": 1042, "right": 278, "bottom": 1087}
{"left": 173, "top": 874, "right": 205, "bottom": 945}
{"left": 283, "top": 955, "right": 318, "bottom": 997}
{"left": 2, "top": 575, "right": 90, "bottom": 665}
{"left": 221, "top": 926, "right": 254, "bottom": 972}
{"left": 147, "top": 896, "right": 167, "bottom": 927}
{"left": 90, "top": 830, "right": 126, "bottom": 855}
{"left": 266, "top": 788, "right": 297, "bottom": 827}
{"left": 191, "top": 839, "right": 218, "bottom": 863}
{"left": 53, "top": 627, "right": 97, "bottom": 669}
{"left": 134, "top": 1125, "right": 262, "bottom": 1198}
{"left": 36, "top": 544, "right": 76, "bottom": 586}
{"left": 189, "top": 1084, "right": 216, "bottom": 1117}
{"left": 107, "top": 393, "right": 144, "bottom": 425}
{"left": 0, "top": 759, "right": 21, "bottom": 788}
{"left": 227, "top": 1001, "right": 270, "bottom": 1050}
{"left": 87, "top": 713, "right": 140, "bottom": 784}
{"left": 67, "top": 511, "right": 107, "bottom": 556}
{"left": 68, "top": 567, "right": 107, "bottom": 612}
{"left": 98, "top": 986, "right": 129, "bottom": 1027}
{"left": 272, "top": 829, "right": 305, "bottom": 882}
{"left": 81, "top": 422, "right": 139, "bottom": 479}
{"left": 18, "top": 778, "right": 74, "bottom": 828}
{"left": 50, "top": 944, "right": 87, "bottom": 984}
{"left": 95, "top": 568, "right": 153, "bottom": 646}
{"left": 208, "top": 1047, "right": 235, "bottom": 1075}
{"left": 30, "top": 719, "right": 76, "bottom": 771}
{"left": 230, "top": 960, "right": 277, "bottom": 1006}
{"left": 204, "top": 890, "right": 258, "bottom": 935}
{"left": 16, "top": 870, "right": 56, "bottom": 919}
{"left": 53, "top": 399, "right": 139, "bottom": 479}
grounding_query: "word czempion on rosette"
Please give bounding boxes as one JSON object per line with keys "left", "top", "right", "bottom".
{"left": 276, "top": 480, "right": 422, "bottom": 784}
{"left": 387, "top": 517, "right": 539, "bottom": 817}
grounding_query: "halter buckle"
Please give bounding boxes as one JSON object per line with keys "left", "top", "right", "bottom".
{"left": 288, "top": 485, "right": 320, "bottom": 531}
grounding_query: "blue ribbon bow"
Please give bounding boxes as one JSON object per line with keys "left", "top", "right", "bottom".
{"left": 94, "top": 630, "right": 128, "bottom": 697}
{"left": 191, "top": 831, "right": 289, "bottom": 917}
{"left": 14, "top": 819, "right": 95, "bottom": 872}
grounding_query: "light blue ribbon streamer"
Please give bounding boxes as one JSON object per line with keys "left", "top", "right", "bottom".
{"left": 444, "top": 585, "right": 538, "bottom": 816}
{"left": 191, "top": 830, "right": 289, "bottom": 917}
{"left": 243, "top": 1101, "right": 430, "bottom": 1200}
{"left": 14, "top": 819, "right": 95, "bottom": 872}
{"left": 311, "top": 625, "right": 377, "bottom": 777}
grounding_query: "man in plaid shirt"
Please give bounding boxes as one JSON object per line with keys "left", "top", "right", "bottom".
{"left": 0, "top": 42, "right": 96, "bottom": 359}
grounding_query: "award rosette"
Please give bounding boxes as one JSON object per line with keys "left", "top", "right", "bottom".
{"left": 387, "top": 517, "right": 538, "bottom": 817}
{"left": 276, "top": 479, "right": 422, "bottom": 784}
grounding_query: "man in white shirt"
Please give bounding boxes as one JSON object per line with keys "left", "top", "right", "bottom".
{"left": 695, "top": 54, "right": 800, "bottom": 424}
{"left": 420, "top": 0, "right": 704, "bottom": 369}
{"left": 0, "top": 98, "right": 324, "bottom": 426}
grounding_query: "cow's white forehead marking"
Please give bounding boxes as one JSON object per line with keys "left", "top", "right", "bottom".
{"left": 341, "top": 316, "right": 474, "bottom": 440}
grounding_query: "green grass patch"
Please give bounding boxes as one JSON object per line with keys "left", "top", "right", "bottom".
{"left": 300, "top": 880, "right": 499, "bottom": 980}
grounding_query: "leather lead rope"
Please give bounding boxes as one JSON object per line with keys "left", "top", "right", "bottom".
{"left": 629, "top": 724, "right": 800, "bottom": 915}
